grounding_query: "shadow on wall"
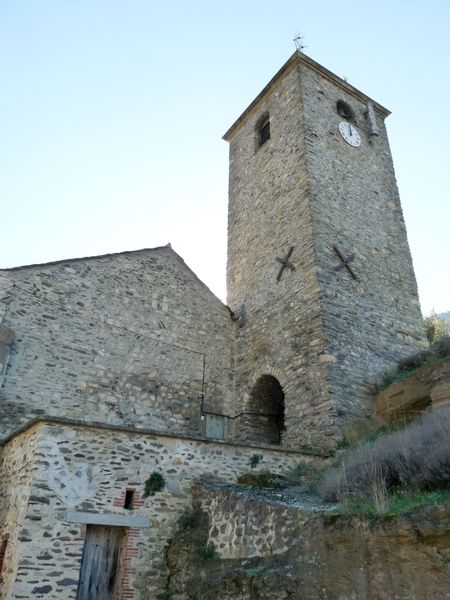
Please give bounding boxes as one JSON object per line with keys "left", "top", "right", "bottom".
{"left": 238, "top": 375, "right": 285, "bottom": 445}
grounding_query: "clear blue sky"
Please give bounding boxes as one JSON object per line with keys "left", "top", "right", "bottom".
{"left": 1, "top": 1, "right": 449, "bottom": 314}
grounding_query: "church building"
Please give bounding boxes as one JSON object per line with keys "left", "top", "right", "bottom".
{"left": 0, "top": 50, "right": 426, "bottom": 599}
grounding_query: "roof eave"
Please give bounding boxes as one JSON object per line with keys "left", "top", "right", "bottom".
{"left": 223, "top": 51, "right": 391, "bottom": 142}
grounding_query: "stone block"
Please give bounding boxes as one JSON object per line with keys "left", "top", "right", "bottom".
{"left": 0, "top": 325, "right": 14, "bottom": 346}
{"left": 66, "top": 510, "right": 150, "bottom": 528}
{"left": 430, "top": 380, "right": 450, "bottom": 408}
{"left": 374, "top": 360, "right": 450, "bottom": 423}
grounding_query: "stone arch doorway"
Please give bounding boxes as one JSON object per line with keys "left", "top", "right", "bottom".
{"left": 244, "top": 375, "right": 285, "bottom": 445}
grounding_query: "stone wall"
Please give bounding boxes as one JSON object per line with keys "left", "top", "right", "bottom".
{"left": 167, "top": 482, "right": 450, "bottom": 600}
{"left": 0, "top": 426, "right": 41, "bottom": 599}
{"left": 299, "top": 60, "right": 427, "bottom": 439}
{"left": 0, "top": 420, "right": 309, "bottom": 599}
{"left": 198, "top": 483, "right": 306, "bottom": 560}
{"left": 225, "top": 59, "right": 334, "bottom": 450}
{"left": 224, "top": 52, "right": 427, "bottom": 449}
{"left": 0, "top": 247, "right": 234, "bottom": 440}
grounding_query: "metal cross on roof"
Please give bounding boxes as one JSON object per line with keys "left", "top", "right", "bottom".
{"left": 276, "top": 246, "right": 295, "bottom": 281}
{"left": 333, "top": 245, "right": 358, "bottom": 280}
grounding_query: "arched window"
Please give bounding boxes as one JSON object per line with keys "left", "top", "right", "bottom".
{"left": 336, "top": 100, "right": 355, "bottom": 122}
{"left": 257, "top": 114, "right": 271, "bottom": 148}
{"left": 246, "top": 375, "right": 285, "bottom": 445}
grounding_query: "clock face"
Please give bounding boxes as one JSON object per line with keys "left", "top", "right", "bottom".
{"left": 339, "top": 121, "right": 361, "bottom": 147}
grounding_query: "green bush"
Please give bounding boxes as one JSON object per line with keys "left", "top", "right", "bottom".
{"left": 249, "top": 453, "right": 263, "bottom": 468}
{"left": 424, "top": 312, "right": 450, "bottom": 343}
{"left": 432, "top": 335, "right": 450, "bottom": 359}
{"left": 286, "top": 461, "right": 321, "bottom": 491}
{"left": 143, "top": 472, "right": 165, "bottom": 498}
{"left": 196, "top": 544, "right": 216, "bottom": 561}
{"left": 247, "top": 565, "right": 266, "bottom": 579}
{"left": 178, "top": 508, "right": 198, "bottom": 530}
{"left": 332, "top": 488, "right": 450, "bottom": 519}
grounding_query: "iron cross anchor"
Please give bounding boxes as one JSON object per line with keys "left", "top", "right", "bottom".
{"left": 276, "top": 246, "right": 295, "bottom": 281}
{"left": 333, "top": 245, "right": 358, "bottom": 280}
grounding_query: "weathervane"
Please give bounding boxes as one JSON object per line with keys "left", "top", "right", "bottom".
{"left": 293, "top": 34, "right": 307, "bottom": 52}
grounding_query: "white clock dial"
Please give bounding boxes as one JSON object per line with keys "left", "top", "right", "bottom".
{"left": 338, "top": 121, "right": 361, "bottom": 147}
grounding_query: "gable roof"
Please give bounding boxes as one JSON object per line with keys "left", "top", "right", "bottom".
{"left": 1, "top": 244, "right": 227, "bottom": 309}
{"left": 0, "top": 244, "right": 172, "bottom": 272}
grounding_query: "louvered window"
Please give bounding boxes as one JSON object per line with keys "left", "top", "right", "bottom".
{"left": 336, "top": 100, "right": 355, "bottom": 122}
{"left": 258, "top": 116, "right": 271, "bottom": 147}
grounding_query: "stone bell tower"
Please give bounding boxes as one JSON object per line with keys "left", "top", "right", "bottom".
{"left": 224, "top": 51, "right": 426, "bottom": 450}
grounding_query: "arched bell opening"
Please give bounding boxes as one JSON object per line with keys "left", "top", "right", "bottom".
{"left": 246, "top": 375, "right": 285, "bottom": 445}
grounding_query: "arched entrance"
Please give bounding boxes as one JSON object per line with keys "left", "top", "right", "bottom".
{"left": 245, "top": 375, "right": 285, "bottom": 445}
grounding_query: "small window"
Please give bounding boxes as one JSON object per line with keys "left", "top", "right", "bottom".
{"left": 123, "top": 489, "right": 135, "bottom": 510}
{"left": 336, "top": 100, "right": 355, "bottom": 122}
{"left": 258, "top": 115, "right": 271, "bottom": 147}
{"left": 0, "top": 536, "right": 8, "bottom": 574}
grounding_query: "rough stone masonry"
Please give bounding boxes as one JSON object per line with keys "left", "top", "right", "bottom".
{"left": 224, "top": 51, "right": 426, "bottom": 447}
{"left": 0, "top": 50, "right": 427, "bottom": 599}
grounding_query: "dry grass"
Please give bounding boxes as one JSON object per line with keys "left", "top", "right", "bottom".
{"left": 376, "top": 335, "right": 450, "bottom": 391}
{"left": 321, "top": 407, "right": 450, "bottom": 505}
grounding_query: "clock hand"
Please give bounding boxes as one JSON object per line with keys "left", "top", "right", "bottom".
{"left": 348, "top": 122, "right": 352, "bottom": 137}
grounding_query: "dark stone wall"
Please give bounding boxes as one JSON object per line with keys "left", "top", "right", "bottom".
{"left": 225, "top": 53, "right": 427, "bottom": 448}
{"left": 225, "top": 63, "right": 335, "bottom": 450}
{"left": 299, "top": 63, "right": 427, "bottom": 439}
{"left": 0, "top": 248, "right": 233, "bottom": 440}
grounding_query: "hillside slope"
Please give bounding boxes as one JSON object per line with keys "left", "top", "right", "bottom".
{"left": 166, "top": 482, "right": 450, "bottom": 600}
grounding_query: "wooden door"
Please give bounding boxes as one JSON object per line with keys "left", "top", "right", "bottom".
{"left": 77, "top": 525, "right": 124, "bottom": 600}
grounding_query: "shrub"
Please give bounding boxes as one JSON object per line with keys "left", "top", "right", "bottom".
{"left": 249, "top": 453, "right": 263, "bottom": 468}
{"left": 237, "top": 470, "right": 284, "bottom": 488}
{"left": 396, "top": 350, "right": 431, "bottom": 373}
{"left": 178, "top": 508, "right": 198, "bottom": 530}
{"left": 333, "top": 488, "right": 450, "bottom": 519}
{"left": 247, "top": 566, "right": 266, "bottom": 579}
{"left": 286, "top": 461, "right": 321, "bottom": 491}
{"left": 321, "top": 407, "right": 450, "bottom": 505}
{"left": 377, "top": 370, "right": 404, "bottom": 390}
{"left": 287, "top": 461, "right": 310, "bottom": 484}
{"left": 376, "top": 334, "right": 450, "bottom": 391}
{"left": 143, "top": 472, "right": 165, "bottom": 498}
{"left": 424, "top": 312, "right": 450, "bottom": 344}
{"left": 196, "top": 544, "right": 216, "bottom": 561}
{"left": 432, "top": 335, "right": 450, "bottom": 359}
